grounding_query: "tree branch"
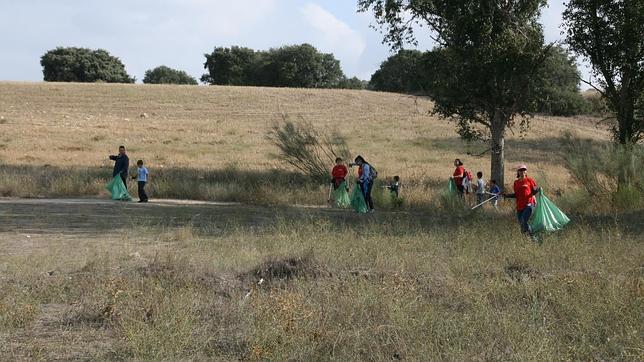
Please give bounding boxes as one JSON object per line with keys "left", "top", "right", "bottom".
{"left": 579, "top": 77, "right": 606, "bottom": 97}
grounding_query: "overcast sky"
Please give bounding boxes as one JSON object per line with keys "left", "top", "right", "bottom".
{"left": 0, "top": 0, "right": 590, "bottom": 85}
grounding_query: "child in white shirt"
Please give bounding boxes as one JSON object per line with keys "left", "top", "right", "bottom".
{"left": 132, "top": 159, "right": 149, "bottom": 202}
{"left": 475, "top": 171, "right": 487, "bottom": 205}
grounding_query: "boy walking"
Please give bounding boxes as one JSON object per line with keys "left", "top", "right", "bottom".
{"left": 386, "top": 175, "right": 400, "bottom": 198}
{"left": 132, "top": 160, "right": 149, "bottom": 202}
{"left": 489, "top": 179, "right": 501, "bottom": 209}
{"left": 475, "top": 171, "right": 487, "bottom": 204}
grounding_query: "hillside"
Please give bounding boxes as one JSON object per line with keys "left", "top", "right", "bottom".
{"left": 0, "top": 82, "right": 609, "bottom": 200}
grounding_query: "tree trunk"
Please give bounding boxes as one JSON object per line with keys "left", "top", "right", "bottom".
{"left": 490, "top": 110, "right": 507, "bottom": 189}
{"left": 616, "top": 86, "right": 635, "bottom": 190}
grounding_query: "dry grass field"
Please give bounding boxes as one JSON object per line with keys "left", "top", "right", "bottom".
{"left": 0, "top": 82, "right": 641, "bottom": 360}
{"left": 0, "top": 81, "right": 610, "bottom": 205}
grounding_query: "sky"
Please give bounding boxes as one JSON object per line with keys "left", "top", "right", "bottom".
{"left": 0, "top": 0, "right": 590, "bottom": 86}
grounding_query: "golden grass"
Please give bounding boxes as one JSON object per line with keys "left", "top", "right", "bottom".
{"left": 0, "top": 81, "right": 610, "bottom": 200}
{"left": 0, "top": 216, "right": 641, "bottom": 360}
{"left": 0, "top": 82, "right": 639, "bottom": 359}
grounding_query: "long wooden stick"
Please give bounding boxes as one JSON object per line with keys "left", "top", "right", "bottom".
{"left": 471, "top": 196, "right": 496, "bottom": 210}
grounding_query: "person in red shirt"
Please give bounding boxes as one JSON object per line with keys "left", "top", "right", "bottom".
{"left": 451, "top": 159, "right": 465, "bottom": 197}
{"left": 331, "top": 157, "right": 348, "bottom": 190}
{"left": 504, "top": 164, "right": 541, "bottom": 237}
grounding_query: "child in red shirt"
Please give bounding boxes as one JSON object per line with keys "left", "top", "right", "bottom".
{"left": 331, "top": 157, "right": 348, "bottom": 189}
{"left": 504, "top": 164, "right": 540, "bottom": 237}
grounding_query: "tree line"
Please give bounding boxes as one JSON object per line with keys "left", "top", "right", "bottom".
{"left": 40, "top": 42, "right": 595, "bottom": 115}
{"left": 39, "top": 44, "right": 364, "bottom": 89}
{"left": 358, "top": 0, "right": 642, "bottom": 187}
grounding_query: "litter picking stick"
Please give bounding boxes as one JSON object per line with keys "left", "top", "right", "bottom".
{"left": 327, "top": 183, "right": 333, "bottom": 205}
{"left": 471, "top": 195, "right": 496, "bottom": 210}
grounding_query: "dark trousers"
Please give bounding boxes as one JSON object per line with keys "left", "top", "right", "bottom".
{"left": 456, "top": 184, "right": 464, "bottom": 199}
{"left": 516, "top": 206, "right": 534, "bottom": 235}
{"left": 137, "top": 181, "right": 148, "bottom": 201}
{"left": 120, "top": 174, "right": 127, "bottom": 188}
{"left": 360, "top": 181, "right": 374, "bottom": 210}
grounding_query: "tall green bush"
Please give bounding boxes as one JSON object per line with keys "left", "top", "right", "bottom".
{"left": 143, "top": 66, "right": 197, "bottom": 85}
{"left": 561, "top": 133, "right": 644, "bottom": 209}
{"left": 41, "top": 47, "right": 134, "bottom": 83}
{"left": 202, "top": 44, "right": 350, "bottom": 88}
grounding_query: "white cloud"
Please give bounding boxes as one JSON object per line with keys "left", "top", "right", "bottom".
{"left": 300, "top": 3, "right": 366, "bottom": 68}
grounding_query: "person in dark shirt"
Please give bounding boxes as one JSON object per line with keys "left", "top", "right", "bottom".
{"left": 386, "top": 175, "right": 400, "bottom": 198}
{"left": 109, "top": 145, "right": 129, "bottom": 187}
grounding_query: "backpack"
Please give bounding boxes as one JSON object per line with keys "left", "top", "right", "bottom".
{"left": 367, "top": 163, "right": 378, "bottom": 180}
{"left": 464, "top": 169, "right": 473, "bottom": 183}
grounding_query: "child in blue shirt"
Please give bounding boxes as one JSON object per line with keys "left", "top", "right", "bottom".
{"left": 489, "top": 179, "right": 501, "bottom": 209}
{"left": 132, "top": 160, "right": 149, "bottom": 202}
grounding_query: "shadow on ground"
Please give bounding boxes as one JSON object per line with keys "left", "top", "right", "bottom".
{"left": 0, "top": 198, "right": 452, "bottom": 235}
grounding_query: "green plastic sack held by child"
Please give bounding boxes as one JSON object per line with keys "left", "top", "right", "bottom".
{"left": 529, "top": 189, "right": 570, "bottom": 232}
{"left": 350, "top": 185, "right": 368, "bottom": 213}
{"left": 105, "top": 176, "right": 132, "bottom": 201}
{"left": 447, "top": 178, "right": 457, "bottom": 195}
{"left": 332, "top": 181, "right": 351, "bottom": 208}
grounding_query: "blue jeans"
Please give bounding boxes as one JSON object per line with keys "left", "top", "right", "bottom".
{"left": 359, "top": 181, "right": 374, "bottom": 210}
{"left": 516, "top": 206, "right": 534, "bottom": 235}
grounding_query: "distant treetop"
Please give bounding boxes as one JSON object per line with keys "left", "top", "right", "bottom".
{"left": 143, "top": 66, "right": 197, "bottom": 85}
{"left": 40, "top": 47, "right": 134, "bottom": 83}
{"left": 202, "top": 44, "right": 363, "bottom": 89}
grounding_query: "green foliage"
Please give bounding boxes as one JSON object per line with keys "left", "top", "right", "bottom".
{"left": 582, "top": 90, "right": 610, "bottom": 115}
{"left": 359, "top": 0, "right": 550, "bottom": 183}
{"left": 563, "top": 0, "right": 644, "bottom": 144}
{"left": 534, "top": 46, "right": 588, "bottom": 116}
{"left": 201, "top": 46, "right": 258, "bottom": 85}
{"left": 143, "top": 66, "right": 197, "bottom": 85}
{"left": 40, "top": 47, "right": 134, "bottom": 83}
{"left": 370, "top": 46, "right": 588, "bottom": 116}
{"left": 369, "top": 49, "right": 426, "bottom": 93}
{"left": 266, "top": 116, "right": 351, "bottom": 183}
{"left": 202, "top": 44, "right": 351, "bottom": 88}
{"left": 561, "top": 133, "right": 644, "bottom": 210}
{"left": 337, "top": 76, "right": 366, "bottom": 90}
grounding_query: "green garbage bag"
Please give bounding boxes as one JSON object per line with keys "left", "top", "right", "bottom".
{"left": 332, "top": 181, "right": 351, "bottom": 208}
{"left": 350, "top": 184, "right": 368, "bottom": 213}
{"left": 529, "top": 190, "right": 570, "bottom": 233}
{"left": 105, "top": 176, "right": 132, "bottom": 201}
{"left": 447, "top": 178, "right": 457, "bottom": 195}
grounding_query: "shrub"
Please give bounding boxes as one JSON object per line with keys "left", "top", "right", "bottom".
{"left": 202, "top": 44, "right": 347, "bottom": 88}
{"left": 41, "top": 47, "right": 135, "bottom": 83}
{"left": 143, "top": 66, "right": 197, "bottom": 85}
{"left": 266, "top": 115, "right": 351, "bottom": 183}
{"left": 561, "top": 133, "right": 644, "bottom": 210}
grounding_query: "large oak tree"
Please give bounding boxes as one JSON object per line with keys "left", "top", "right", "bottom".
{"left": 358, "top": 0, "right": 552, "bottom": 184}
{"left": 563, "top": 0, "right": 643, "bottom": 144}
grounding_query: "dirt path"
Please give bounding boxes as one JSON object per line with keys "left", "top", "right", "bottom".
{"left": 0, "top": 198, "right": 393, "bottom": 234}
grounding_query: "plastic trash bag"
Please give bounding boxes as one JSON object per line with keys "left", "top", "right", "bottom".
{"left": 447, "top": 178, "right": 457, "bottom": 195}
{"left": 350, "top": 184, "right": 368, "bottom": 213}
{"left": 332, "top": 181, "right": 351, "bottom": 208}
{"left": 529, "top": 190, "right": 570, "bottom": 232}
{"left": 105, "top": 176, "right": 132, "bottom": 201}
